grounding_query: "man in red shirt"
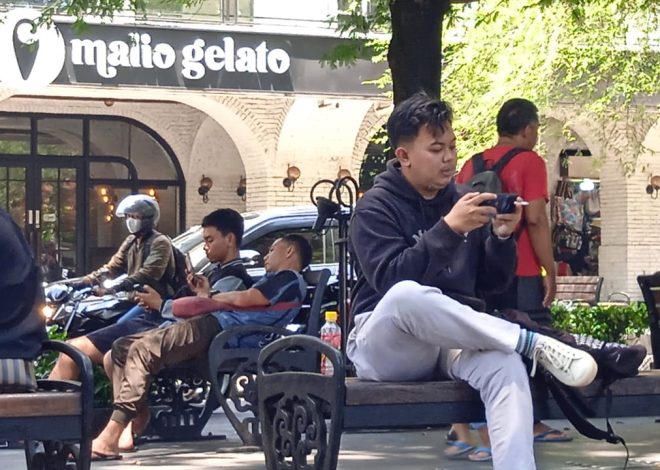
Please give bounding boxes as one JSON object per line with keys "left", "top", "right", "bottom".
{"left": 454, "top": 99, "right": 566, "bottom": 447}
{"left": 456, "top": 98, "right": 556, "bottom": 324}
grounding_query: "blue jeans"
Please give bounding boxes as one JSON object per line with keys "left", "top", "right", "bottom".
{"left": 87, "top": 305, "right": 163, "bottom": 353}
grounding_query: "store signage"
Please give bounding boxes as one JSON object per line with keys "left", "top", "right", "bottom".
{"left": 70, "top": 34, "right": 291, "bottom": 79}
{"left": 0, "top": 9, "right": 66, "bottom": 89}
{"left": 0, "top": 8, "right": 384, "bottom": 95}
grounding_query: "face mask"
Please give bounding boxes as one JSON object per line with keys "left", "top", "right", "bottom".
{"left": 126, "top": 218, "right": 142, "bottom": 234}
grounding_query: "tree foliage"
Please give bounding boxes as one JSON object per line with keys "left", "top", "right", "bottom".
{"left": 438, "top": 0, "right": 659, "bottom": 162}
{"left": 336, "top": 0, "right": 659, "bottom": 166}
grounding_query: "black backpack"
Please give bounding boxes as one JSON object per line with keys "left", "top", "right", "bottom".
{"left": 466, "top": 147, "right": 526, "bottom": 193}
{"left": 498, "top": 308, "right": 634, "bottom": 464}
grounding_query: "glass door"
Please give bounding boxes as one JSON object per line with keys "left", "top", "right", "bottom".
{"left": 38, "top": 166, "right": 81, "bottom": 281}
{"left": 0, "top": 165, "right": 28, "bottom": 231}
{"left": 0, "top": 160, "right": 83, "bottom": 281}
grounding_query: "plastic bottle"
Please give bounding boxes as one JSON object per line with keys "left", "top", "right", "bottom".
{"left": 320, "top": 310, "right": 341, "bottom": 376}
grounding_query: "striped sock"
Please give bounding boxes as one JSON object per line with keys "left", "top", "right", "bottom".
{"left": 515, "top": 328, "right": 538, "bottom": 358}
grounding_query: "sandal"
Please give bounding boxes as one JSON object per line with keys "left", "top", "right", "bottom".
{"left": 534, "top": 428, "right": 573, "bottom": 442}
{"left": 91, "top": 451, "right": 123, "bottom": 462}
{"left": 444, "top": 440, "right": 475, "bottom": 459}
{"left": 468, "top": 447, "right": 492, "bottom": 462}
{"left": 445, "top": 428, "right": 458, "bottom": 445}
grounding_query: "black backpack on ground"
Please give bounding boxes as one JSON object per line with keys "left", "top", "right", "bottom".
{"left": 499, "top": 308, "right": 644, "bottom": 466}
{"left": 466, "top": 147, "right": 526, "bottom": 193}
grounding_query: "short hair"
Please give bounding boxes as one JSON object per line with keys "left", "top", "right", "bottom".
{"left": 201, "top": 208, "right": 244, "bottom": 246}
{"left": 386, "top": 92, "right": 453, "bottom": 149}
{"left": 496, "top": 98, "right": 539, "bottom": 137}
{"left": 281, "top": 234, "right": 313, "bottom": 270}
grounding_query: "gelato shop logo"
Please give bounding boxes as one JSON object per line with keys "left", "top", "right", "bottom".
{"left": 71, "top": 34, "right": 291, "bottom": 79}
{"left": 0, "top": 9, "right": 66, "bottom": 89}
{"left": 0, "top": 8, "right": 292, "bottom": 90}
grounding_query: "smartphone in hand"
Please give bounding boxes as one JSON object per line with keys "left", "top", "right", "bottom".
{"left": 185, "top": 253, "right": 194, "bottom": 273}
{"left": 480, "top": 193, "right": 527, "bottom": 214}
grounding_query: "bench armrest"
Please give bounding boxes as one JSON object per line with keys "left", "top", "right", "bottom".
{"left": 606, "top": 291, "right": 631, "bottom": 304}
{"left": 39, "top": 340, "right": 94, "bottom": 441}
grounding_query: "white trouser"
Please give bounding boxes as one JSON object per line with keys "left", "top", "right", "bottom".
{"left": 346, "top": 280, "right": 536, "bottom": 470}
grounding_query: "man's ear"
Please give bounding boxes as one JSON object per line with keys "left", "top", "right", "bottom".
{"left": 394, "top": 146, "right": 411, "bottom": 168}
{"left": 225, "top": 232, "right": 237, "bottom": 248}
{"left": 285, "top": 243, "right": 295, "bottom": 259}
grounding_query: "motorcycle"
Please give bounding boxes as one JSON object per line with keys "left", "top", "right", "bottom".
{"left": 42, "top": 274, "right": 136, "bottom": 337}
{"left": 41, "top": 275, "right": 225, "bottom": 442}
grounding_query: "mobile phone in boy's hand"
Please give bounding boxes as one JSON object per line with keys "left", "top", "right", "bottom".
{"left": 132, "top": 283, "right": 146, "bottom": 293}
{"left": 185, "top": 253, "right": 194, "bottom": 273}
{"left": 480, "top": 193, "right": 526, "bottom": 214}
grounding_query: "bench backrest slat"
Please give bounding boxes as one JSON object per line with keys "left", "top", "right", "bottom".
{"left": 555, "top": 276, "right": 603, "bottom": 304}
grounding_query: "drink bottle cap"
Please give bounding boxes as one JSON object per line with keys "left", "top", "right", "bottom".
{"left": 325, "top": 310, "right": 338, "bottom": 322}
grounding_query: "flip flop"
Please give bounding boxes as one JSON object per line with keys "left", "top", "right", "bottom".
{"left": 444, "top": 440, "right": 475, "bottom": 459}
{"left": 534, "top": 428, "right": 573, "bottom": 442}
{"left": 91, "top": 451, "right": 123, "bottom": 461}
{"left": 468, "top": 447, "right": 492, "bottom": 462}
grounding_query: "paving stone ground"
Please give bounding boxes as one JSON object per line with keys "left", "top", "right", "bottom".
{"left": 3, "top": 415, "right": 659, "bottom": 469}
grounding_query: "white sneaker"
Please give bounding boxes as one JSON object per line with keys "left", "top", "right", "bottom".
{"left": 530, "top": 335, "right": 598, "bottom": 387}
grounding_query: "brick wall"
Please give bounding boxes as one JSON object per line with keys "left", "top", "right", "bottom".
{"left": 2, "top": 88, "right": 657, "bottom": 298}
{"left": 545, "top": 106, "right": 660, "bottom": 300}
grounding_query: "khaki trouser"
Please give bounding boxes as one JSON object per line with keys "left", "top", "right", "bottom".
{"left": 109, "top": 314, "right": 220, "bottom": 425}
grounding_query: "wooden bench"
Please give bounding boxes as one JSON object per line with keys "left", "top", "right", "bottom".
{"left": 636, "top": 273, "right": 660, "bottom": 369}
{"left": 0, "top": 340, "right": 94, "bottom": 470}
{"left": 138, "top": 268, "right": 331, "bottom": 447}
{"left": 257, "top": 335, "right": 660, "bottom": 470}
{"left": 138, "top": 269, "right": 330, "bottom": 443}
{"left": 556, "top": 275, "right": 603, "bottom": 305}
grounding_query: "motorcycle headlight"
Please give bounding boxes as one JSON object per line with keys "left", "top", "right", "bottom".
{"left": 41, "top": 305, "right": 56, "bottom": 320}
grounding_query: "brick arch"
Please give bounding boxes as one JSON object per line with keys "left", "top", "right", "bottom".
{"left": 544, "top": 108, "right": 607, "bottom": 162}
{"left": 642, "top": 116, "right": 660, "bottom": 152}
{"left": 274, "top": 97, "right": 375, "bottom": 206}
{"left": 176, "top": 93, "right": 294, "bottom": 209}
{"left": 349, "top": 103, "right": 391, "bottom": 178}
{"left": 540, "top": 115, "right": 596, "bottom": 190}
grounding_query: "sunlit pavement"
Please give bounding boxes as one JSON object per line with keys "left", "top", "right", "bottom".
{"left": 3, "top": 414, "right": 660, "bottom": 469}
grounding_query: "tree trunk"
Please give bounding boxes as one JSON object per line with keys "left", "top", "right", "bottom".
{"left": 388, "top": 0, "right": 451, "bottom": 104}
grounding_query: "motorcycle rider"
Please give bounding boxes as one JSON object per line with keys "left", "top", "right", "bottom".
{"left": 49, "top": 194, "right": 176, "bottom": 380}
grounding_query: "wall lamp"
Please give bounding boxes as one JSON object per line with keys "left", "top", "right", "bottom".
{"left": 236, "top": 176, "right": 247, "bottom": 201}
{"left": 198, "top": 174, "right": 213, "bottom": 203}
{"left": 337, "top": 168, "right": 352, "bottom": 179}
{"left": 646, "top": 175, "right": 660, "bottom": 199}
{"left": 283, "top": 165, "right": 301, "bottom": 191}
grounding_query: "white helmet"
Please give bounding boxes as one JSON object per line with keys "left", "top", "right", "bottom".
{"left": 116, "top": 194, "right": 160, "bottom": 233}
